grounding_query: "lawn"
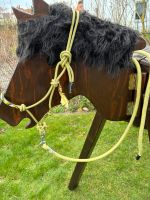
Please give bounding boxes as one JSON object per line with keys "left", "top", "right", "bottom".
{"left": 0, "top": 112, "right": 150, "bottom": 200}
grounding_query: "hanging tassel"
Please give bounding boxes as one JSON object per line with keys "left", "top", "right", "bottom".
{"left": 58, "top": 85, "right": 69, "bottom": 109}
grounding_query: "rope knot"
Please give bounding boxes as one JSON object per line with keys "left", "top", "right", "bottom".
{"left": 51, "top": 79, "right": 59, "bottom": 88}
{"left": 60, "top": 51, "right": 72, "bottom": 66}
{"left": 19, "top": 104, "right": 26, "bottom": 112}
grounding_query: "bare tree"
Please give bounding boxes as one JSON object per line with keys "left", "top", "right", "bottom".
{"left": 94, "top": 0, "right": 100, "bottom": 18}
{"left": 90, "top": 0, "right": 135, "bottom": 27}
{"left": 141, "top": 0, "right": 147, "bottom": 33}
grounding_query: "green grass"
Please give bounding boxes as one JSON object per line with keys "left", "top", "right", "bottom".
{"left": 0, "top": 112, "right": 150, "bottom": 200}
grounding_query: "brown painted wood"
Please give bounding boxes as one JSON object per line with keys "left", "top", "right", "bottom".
{"left": 33, "top": 0, "right": 49, "bottom": 15}
{"left": 134, "top": 37, "right": 146, "bottom": 51}
{"left": 68, "top": 112, "right": 106, "bottom": 190}
{"left": 12, "top": 7, "right": 33, "bottom": 21}
{"left": 12, "top": 0, "right": 49, "bottom": 22}
{"left": 73, "top": 63, "right": 132, "bottom": 121}
{"left": 0, "top": 56, "right": 134, "bottom": 128}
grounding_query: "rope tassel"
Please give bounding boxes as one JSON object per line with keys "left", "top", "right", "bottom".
{"left": 59, "top": 85, "right": 69, "bottom": 109}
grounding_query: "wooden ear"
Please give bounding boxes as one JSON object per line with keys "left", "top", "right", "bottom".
{"left": 32, "top": 0, "right": 49, "bottom": 15}
{"left": 12, "top": 0, "right": 49, "bottom": 22}
{"left": 12, "top": 7, "right": 34, "bottom": 21}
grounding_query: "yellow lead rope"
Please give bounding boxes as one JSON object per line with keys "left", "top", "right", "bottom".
{"left": 42, "top": 53, "right": 150, "bottom": 162}
{"left": 134, "top": 50, "right": 150, "bottom": 160}
{"left": 1, "top": 9, "right": 150, "bottom": 162}
{"left": 41, "top": 57, "right": 142, "bottom": 162}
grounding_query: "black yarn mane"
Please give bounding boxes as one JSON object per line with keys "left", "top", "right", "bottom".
{"left": 17, "top": 3, "right": 139, "bottom": 74}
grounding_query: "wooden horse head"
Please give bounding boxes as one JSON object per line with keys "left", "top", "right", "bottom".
{"left": 0, "top": 0, "right": 146, "bottom": 128}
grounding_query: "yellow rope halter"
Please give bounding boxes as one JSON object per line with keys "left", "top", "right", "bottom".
{"left": 1, "top": 10, "right": 150, "bottom": 162}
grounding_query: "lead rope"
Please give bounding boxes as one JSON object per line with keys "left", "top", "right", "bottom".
{"left": 39, "top": 57, "right": 143, "bottom": 162}
{"left": 134, "top": 50, "right": 150, "bottom": 160}
{"left": 0, "top": 9, "right": 150, "bottom": 162}
{"left": 40, "top": 53, "right": 150, "bottom": 162}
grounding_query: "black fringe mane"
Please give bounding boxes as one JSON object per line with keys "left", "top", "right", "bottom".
{"left": 17, "top": 3, "right": 139, "bottom": 74}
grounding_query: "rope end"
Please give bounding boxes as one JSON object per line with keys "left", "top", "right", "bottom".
{"left": 136, "top": 154, "right": 141, "bottom": 160}
{"left": 42, "top": 144, "right": 49, "bottom": 150}
{"left": 68, "top": 82, "right": 73, "bottom": 94}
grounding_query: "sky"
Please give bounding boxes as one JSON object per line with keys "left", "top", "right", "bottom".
{"left": 0, "top": 0, "right": 90, "bottom": 11}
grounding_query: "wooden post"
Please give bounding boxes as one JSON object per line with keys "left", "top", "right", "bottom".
{"left": 68, "top": 112, "right": 106, "bottom": 190}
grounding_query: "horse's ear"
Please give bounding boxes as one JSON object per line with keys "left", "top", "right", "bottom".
{"left": 12, "top": 0, "right": 49, "bottom": 22}
{"left": 12, "top": 7, "right": 34, "bottom": 21}
{"left": 32, "top": 0, "right": 49, "bottom": 15}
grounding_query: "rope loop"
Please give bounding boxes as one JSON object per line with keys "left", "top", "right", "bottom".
{"left": 60, "top": 51, "right": 72, "bottom": 66}
{"left": 51, "top": 79, "right": 59, "bottom": 88}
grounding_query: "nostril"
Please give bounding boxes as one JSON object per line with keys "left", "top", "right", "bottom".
{"left": 134, "top": 36, "right": 146, "bottom": 51}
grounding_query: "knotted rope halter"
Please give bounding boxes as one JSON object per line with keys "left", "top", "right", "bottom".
{"left": 1, "top": 10, "right": 150, "bottom": 162}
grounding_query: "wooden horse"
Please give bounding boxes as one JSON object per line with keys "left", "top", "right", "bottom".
{"left": 0, "top": 0, "right": 148, "bottom": 190}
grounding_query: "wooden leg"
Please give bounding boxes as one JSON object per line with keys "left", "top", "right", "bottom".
{"left": 68, "top": 112, "right": 106, "bottom": 190}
